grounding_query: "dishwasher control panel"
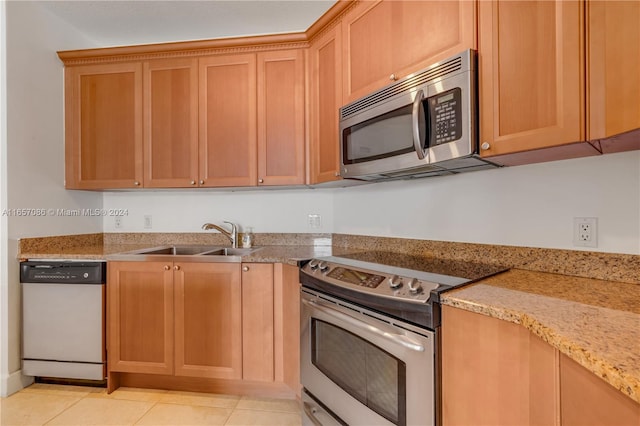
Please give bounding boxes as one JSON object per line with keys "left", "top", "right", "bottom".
{"left": 20, "top": 261, "right": 106, "bottom": 284}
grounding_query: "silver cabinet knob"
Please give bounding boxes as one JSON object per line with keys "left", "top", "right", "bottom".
{"left": 164, "top": 265, "right": 170, "bottom": 271}
{"left": 174, "top": 265, "right": 180, "bottom": 271}
{"left": 199, "top": 180, "right": 204, "bottom": 185}
{"left": 190, "top": 180, "right": 196, "bottom": 185}
{"left": 134, "top": 181, "right": 141, "bottom": 186}
{"left": 242, "top": 266, "right": 249, "bottom": 272}
{"left": 258, "top": 178, "right": 264, "bottom": 184}
{"left": 390, "top": 74, "right": 397, "bottom": 81}
{"left": 481, "top": 142, "right": 491, "bottom": 150}
{"left": 334, "top": 172, "right": 340, "bottom": 177}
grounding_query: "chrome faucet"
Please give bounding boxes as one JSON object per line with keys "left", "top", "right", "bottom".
{"left": 202, "top": 221, "right": 238, "bottom": 248}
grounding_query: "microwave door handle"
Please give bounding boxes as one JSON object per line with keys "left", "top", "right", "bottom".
{"left": 303, "top": 298, "right": 425, "bottom": 352}
{"left": 412, "top": 89, "right": 427, "bottom": 160}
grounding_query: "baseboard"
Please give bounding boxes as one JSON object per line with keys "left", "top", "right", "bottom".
{"left": 2, "top": 370, "right": 34, "bottom": 397}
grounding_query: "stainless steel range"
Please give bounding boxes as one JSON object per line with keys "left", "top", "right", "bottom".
{"left": 299, "top": 252, "right": 507, "bottom": 426}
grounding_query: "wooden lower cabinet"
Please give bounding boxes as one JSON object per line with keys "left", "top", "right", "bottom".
{"left": 241, "top": 263, "right": 275, "bottom": 382}
{"left": 442, "top": 305, "right": 640, "bottom": 426}
{"left": 107, "top": 261, "right": 174, "bottom": 375}
{"left": 441, "top": 305, "right": 559, "bottom": 426}
{"left": 174, "top": 262, "right": 242, "bottom": 380}
{"left": 107, "top": 261, "right": 300, "bottom": 397}
{"left": 560, "top": 353, "right": 640, "bottom": 426}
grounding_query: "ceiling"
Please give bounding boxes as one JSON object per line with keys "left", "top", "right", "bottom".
{"left": 36, "top": 0, "right": 336, "bottom": 48}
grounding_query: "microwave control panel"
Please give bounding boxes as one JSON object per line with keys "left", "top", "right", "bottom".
{"left": 428, "top": 87, "right": 462, "bottom": 146}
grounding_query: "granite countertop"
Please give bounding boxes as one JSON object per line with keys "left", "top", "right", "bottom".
{"left": 19, "top": 243, "right": 335, "bottom": 266}
{"left": 441, "top": 269, "right": 640, "bottom": 404}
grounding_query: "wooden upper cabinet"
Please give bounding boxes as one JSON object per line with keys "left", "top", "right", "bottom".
{"left": 174, "top": 262, "right": 242, "bottom": 380}
{"left": 144, "top": 58, "right": 199, "bottom": 188}
{"left": 199, "top": 54, "right": 257, "bottom": 187}
{"left": 65, "top": 62, "right": 143, "bottom": 189}
{"left": 257, "top": 50, "right": 305, "bottom": 186}
{"left": 108, "top": 261, "right": 174, "bottom": 375}
{"left": 309, "top": 22, "right": 343, "bottom": 184}
{"left": 478, "top": 0, "right": 598, "bottom": 164}
{"left": 587, "top": 0, "right": 640, "bottom": 152}
{"left": 342, "top": 0, "right": 476, "bottom": 103}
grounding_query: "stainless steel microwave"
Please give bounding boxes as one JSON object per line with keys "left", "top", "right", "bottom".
{"left": 339, "top": 49, "right": 500, "bottom": 181}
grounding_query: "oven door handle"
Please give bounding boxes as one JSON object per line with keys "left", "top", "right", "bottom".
{"left": 303, "top": 298, "right": 425, "bottom": 352}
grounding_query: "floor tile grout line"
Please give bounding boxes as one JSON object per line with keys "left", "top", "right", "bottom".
{"left": 132, "top": 400, "right": 160, "bottom": 426}
{"left": 42, "top": 393, "right": 86, "bottom": 426}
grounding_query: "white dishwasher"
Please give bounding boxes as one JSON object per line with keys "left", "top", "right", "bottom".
{"left": 20, "top": 261, "right": 106, "bottom": 381}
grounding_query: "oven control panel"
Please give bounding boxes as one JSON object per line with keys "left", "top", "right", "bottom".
{"left": 303, "top": 258, "right": 440, "bottom": 304}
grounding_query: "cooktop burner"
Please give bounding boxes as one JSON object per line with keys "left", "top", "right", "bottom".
{"left": 337, "top": 251, "right": 508, "bottom": 282}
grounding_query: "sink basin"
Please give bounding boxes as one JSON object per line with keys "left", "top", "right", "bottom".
{"left": 133, "top": 245, "right": 220, "bottom": 256}
{"left": 110, "top": 245, "right": 263, "bottom": 262}
{"left": 201, "top": 247, "right": 261, "bottom": 256}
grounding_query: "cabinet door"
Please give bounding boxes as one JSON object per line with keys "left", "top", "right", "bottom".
{"left": 342, "top": 0, "right": 393, "bottom": 102}
{"left": 199, "top": 54, "right": 257, "bottom": 187}
{"left": 441, "top": 306, "right": 559, "bottom": 426}
{"left": 478, "top": 0, "right": 594, "bottom": 164}
{"left": 241, "top": 263, "right": 274, "bottom": 382}
{"left": 65, "top": 63, "right": 143, "bottom": 189}
{"left": 174, "top": 262, "right": 242, "bottom": 379}
{"left": 309, "top": 23, "right": 343, "bottom": 184}
{"left": 257, "top": 50, "right": 305, "bottom": 186}
{"left": 588, "top": 0, "right": 640, "bottom": 151}
{"left": 342, "top": 0, "right": 476, "bottom": 103}
{"left": 108, "top": 261, "right": 173, "bottom": 375}
{"left": 560, "top": 353, "right": 640, "bottom": 425}
{"left": 144, "top": 58, "right": 199, "bottom": 188}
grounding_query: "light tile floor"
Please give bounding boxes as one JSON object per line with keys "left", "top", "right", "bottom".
{"left": 0, "top": 384, "right": 302, "bottom": 426}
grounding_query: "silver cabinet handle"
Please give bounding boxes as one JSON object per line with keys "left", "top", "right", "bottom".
{"left": 164, "top": 265, "right": 170, "bottom": 271}
{"left": 190, "top": 180, "right": 196, "bottom": 185}
{"left": 258, "top": 178, "right": 264, "bottom": 184}
{"left": 242, "top": 266, "right": 249, "bottom": 272}
{"left": 303, "top": 298, "right": 425, "bottom": 352}
{"left": 389, "top": 73, "right": 397, "bottom": 81}
{"left": 174, "top": 265, "right": 180, "bottom": 271}
{"left": 134, "top": 181, "right": 141, "bottom": 186}
{"left": 412, "top": 89, "right": 427, "bottom": 160}
{"left": 481, "top": 142, "right": 491, "bottom": 150}
{"left": 199, "top": 180, "right": 204, "bottom": 185}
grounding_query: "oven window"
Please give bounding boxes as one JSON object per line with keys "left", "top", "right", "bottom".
{"left": 311, "top": 319, "right": 407, "bottom": 426}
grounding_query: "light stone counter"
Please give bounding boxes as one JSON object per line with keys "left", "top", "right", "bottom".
{"left": 441, "top": 269, "right": 640, "bottom": 404}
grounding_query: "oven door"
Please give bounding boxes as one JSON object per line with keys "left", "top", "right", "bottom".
{"left": 301, "top": 289, "right": 435, "bottom": 426}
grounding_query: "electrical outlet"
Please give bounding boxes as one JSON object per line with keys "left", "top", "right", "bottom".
{"left": 144, "top": 215, "right": 152, "bottom": 229}
{"left": 308, "top": 214, "right": 321, "bottom": 229}
{"left": 573, "top": 217, "right": 597, "bottom": 248}
{"left": 114, "top": 217, "right": 123, "bottom": 229}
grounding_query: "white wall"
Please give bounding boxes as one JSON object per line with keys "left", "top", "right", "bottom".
{"left": 1, "top": 1, "right": 101, "bottom": 396}
{"left": 103, "top": 188, "right": 334, "bottom": 234}
{"left": 333, "top": 151, "right": 640, "bottom": 255}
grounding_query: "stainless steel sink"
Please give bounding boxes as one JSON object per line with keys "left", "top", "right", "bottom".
{"left": 137, "top": 245, "right": 220, "bottom": 256}
{"left": 200, "top": 247, "right": 261, "bottom": 256}
{"left": 109, "top": 245, "right": 263, "bottom": 262}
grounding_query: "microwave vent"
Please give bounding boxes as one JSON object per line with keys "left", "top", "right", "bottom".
{"left": 341, "top": 55, "right": 464, "bottom": 120}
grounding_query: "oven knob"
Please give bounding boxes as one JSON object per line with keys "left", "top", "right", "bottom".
{"left": 318, "top": 261, "right": 329, "bottom": 272}
{"left": 308, "top": 259, "right": 319, "bottom": 270}
{"left": 389, "top": 275, "right": 402, "bottom": 289}
{"left": 407, "top": 278, "right": 422, "bottom": 294}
